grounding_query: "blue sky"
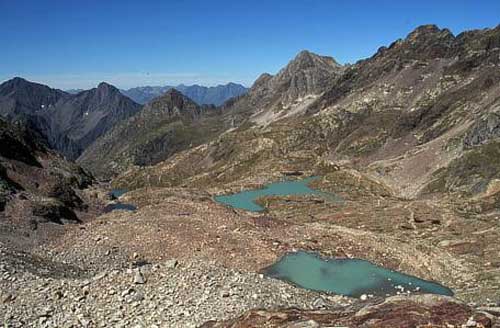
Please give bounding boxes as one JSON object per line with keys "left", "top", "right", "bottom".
{"left": 0, "top": 0, "right": 499, "bottom": 89}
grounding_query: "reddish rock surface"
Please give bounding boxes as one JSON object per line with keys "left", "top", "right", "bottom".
{"left": 202, "top": 295, "right": 496, "bottom": 328}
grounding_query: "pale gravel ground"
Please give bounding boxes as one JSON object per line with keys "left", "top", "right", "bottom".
{"left": 0, "top": 249, "right": 354, "bottom": 328}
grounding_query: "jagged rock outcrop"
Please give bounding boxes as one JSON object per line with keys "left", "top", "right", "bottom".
{"left": 268, "top": 50, "right": 344, "bottom": 104}
{"left": 226, "top": 50, "right": 344, "bottom": 124}
{"left": 202, "top": 295, "right": 495, "bottom": 328}
{"left": 464, "top": 112, "right": 500, "bottom": 148}
{"left": 142, "top": 87, "right": 203, "bottom": 120}
{"left": 0, "top": 117, "right": 94, "bottom": 246}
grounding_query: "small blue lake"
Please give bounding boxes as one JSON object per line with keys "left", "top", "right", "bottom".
{"left": 263, "top": 251, "right": 453, "bottom": 298}
{"left": 214, "top": 177, "right": 341, "bottom": 212}
{"left": 103, "top": 203, "right": 137, "bottom": 213}
{"left": 105, "top": 189, "right": 136, "bottom": 213}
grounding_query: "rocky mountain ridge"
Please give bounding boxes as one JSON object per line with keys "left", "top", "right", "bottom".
{"left": 77, "top": 50, "right": 344, "bottom": 177}
{"left": 1, "top": 24, "right": 500, "bottom": 328}
{"left": 78, "top": 89, "right": 225, "bottom": 176}
{"left": 0, "top": 78, "right": 142, "bottom": 160}
{"left": 115, "top": 25, "right": 500, "bottom": 200}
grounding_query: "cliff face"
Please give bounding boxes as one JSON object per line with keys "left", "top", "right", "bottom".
{"left": 0, "top": 117, "right": 95, "bottom": 247}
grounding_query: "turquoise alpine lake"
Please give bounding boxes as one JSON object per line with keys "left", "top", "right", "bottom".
{"left": 263, "top": 251, "right": 453, "bottom": 297}
{"left": 214, "top": 177, "right": 341, "bottom": 212}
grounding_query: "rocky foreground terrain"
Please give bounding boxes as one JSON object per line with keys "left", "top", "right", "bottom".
{"left": 1, "top": 24, "right": 500, "bottom": 327}
{"left": 1, "top": 182, "right": 500, "bottom": 327}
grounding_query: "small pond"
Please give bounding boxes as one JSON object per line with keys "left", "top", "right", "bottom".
{"left": 103, "top": 203, "right": 137, "bottom": 213}
{"left": 214, "top": 176, "right": 342, "bottom": 212}
{"left": 263, "top": 251, "right": 453, "bottom": 298}
{"left": 105, "top": 189, "right": 136, "bottom": 213}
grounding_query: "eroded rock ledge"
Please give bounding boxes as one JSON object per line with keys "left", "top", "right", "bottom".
{"left": 202, "top": 295, "right": 498, "bottom": 328}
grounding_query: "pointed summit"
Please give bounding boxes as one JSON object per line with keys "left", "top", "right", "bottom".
{"left": 0, "top": 77, "right": 68, "bottom": 115}
{"left": 96, "top": 82, "right": 120, "bottom": 96}
{"left": 8, "top": 77, "right": 29, "bottom": 86}
{"left": 287, "top": 50, "right": 341, "bottom": 72}
{"left": 144, "top": 88, "right": 201, "bottom": 119}
{"left": 247, "top": 50, "right": 344, "bottom": 106}
{"left": 374, "top": 24, "right": 456, "bottom": 61}
{"left": 97, "top": 81, "right": 115, "bottom": 89}
{"left": 406, "top": 24, "right": 454, "bottom": 43}
{"left": 45, "top": 81, "right": 142, "bottom": 156}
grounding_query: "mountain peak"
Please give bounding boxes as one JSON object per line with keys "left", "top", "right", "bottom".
{"left": 97, "top": 82, "right": 118, "bottom": 92}
{"left": 284, "top": 50, "right": 341, "bottom": 74}
{"left": 10, "top": 77, "right": 29, "bottom": 84}
{"left": 157, "top": 88, "right": 193, "bottom": 104}
{"left": 406, "top": 24, "right": 454, "bottom": 42}
{"left": 1, "top": 77, "right": 37, "bottom": 90}
{"left": 144, "top": 87, "right": 201, "bottom": 120}
{"left": 372, "top": 24, "right": 456, "bottom": 61}
{"left": 93, "top": 82, "right": 121, "bottom": 100}
{"left": 244, "top": 50, "right": 344, "bottom": 108}
{"left": 294, "top": 50, "right": 317, "bottom": 61}
{"left": 148, "top": 87, "right": 198, "bottom": 109}
{"left": 0, "top": 77, "right": 68, "bottom": 108}
{"left": 295, "top": 49, "right": 313, "bottom": 58}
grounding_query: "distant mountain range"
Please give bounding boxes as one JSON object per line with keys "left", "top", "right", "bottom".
{"left": 66, "top": 89, "right": 84, "bottom": 94}
{"left": 0, "top": 78, "right": 142, "bottom": 160}
{"left": 0, "top": 78, "right": 247, "bottom": 163}
{"left": 120, "top": 82, "right": 248, "bottom": 106}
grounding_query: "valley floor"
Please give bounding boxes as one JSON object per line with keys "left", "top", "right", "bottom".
{"left": 1, "top": 172, "right": 500, "bottom": 327}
